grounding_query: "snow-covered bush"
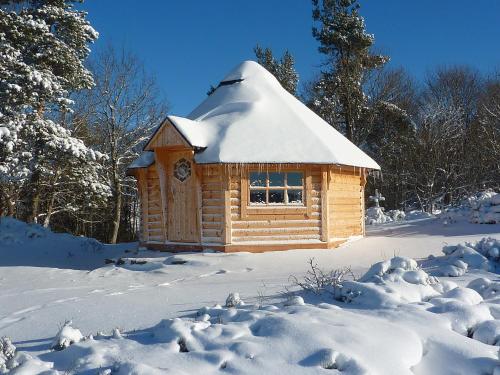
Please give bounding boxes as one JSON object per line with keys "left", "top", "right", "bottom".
{"left": 472, "top": 320, "right": 500, "bottom": 345}
{"left": 225, "top": 292, "right": 243, "bottom": 308}
{"left": 467, "top": 277, "right": 500, "bottom": 300}
{"left": 365, "top": 207, "right": 407, "bottom": 225}
{"left": 0, "top": 337, "right": 16, "bottom": 372}
{"left": 428, "top": 287, "right": 492, "bottom": 336}
{"left": 428, "top": 238, "right": 499, "bottom": 276}
{"left": 290, "top": 258, "right": 355, "bottom": 295}
{"left": 316, "top": 348, "right": 369, "bottom": 372}
{"left": 359, "top": 256, "right": 419, "bottom": 282}
{"left": 387, "top": 209, "right": 406, "bottom": 221}
{"left": 284, "top": 295, "right": 305, "bottom": 306}
{"left": 365, "top": 206, "right": 392, "bottom": 225}
{"left": 440, "top": 191, "right": 500, "bottom": 224}
{"left": 51, "top": 321, "right": 84, "bottom": 351}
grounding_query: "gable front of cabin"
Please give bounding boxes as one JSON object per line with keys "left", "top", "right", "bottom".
{"left": 134, "top": 120, "right": 367, "bottom": 252}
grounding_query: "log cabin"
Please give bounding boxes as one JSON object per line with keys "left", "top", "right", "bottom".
{"left": 127, "top": 61, "right": 380, "bottom": 252}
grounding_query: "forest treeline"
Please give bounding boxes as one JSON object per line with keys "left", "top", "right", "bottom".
{"left": 1, "top": 0, "right": 498, "bottom": 242}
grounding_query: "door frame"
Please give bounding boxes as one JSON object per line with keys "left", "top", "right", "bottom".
{"left": 155, "top": 148, "right": 200, "bottom": 243}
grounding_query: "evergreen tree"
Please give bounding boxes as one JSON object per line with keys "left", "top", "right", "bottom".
{"left": 309, "top": 0, "right": 388, "bottom": 142}
{"left": 0, "top": 0, "right": 107, "bottom": 223}
{"left": 254, "top": 45, "right": 299, "bottom": 96}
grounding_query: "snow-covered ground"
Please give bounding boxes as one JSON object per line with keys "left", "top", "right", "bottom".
{"left": 1, "top": 216, "right": 499, "bottom": 374}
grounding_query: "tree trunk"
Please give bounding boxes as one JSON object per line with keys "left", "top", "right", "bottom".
{"left": 7, "top": 197, "right": 15, "bottom": 216}
{"left": 43, "top": 192, "right": 56, "bottom": 228}
{"left": 26, "top": 171, "right": 41, "bottom": 223}
{"left": 110, "top": 181, "right": 122, "bottom": 244}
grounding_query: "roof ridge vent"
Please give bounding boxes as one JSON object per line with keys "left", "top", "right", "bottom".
{"left": 218, "top": 78, "right": 244, "bottom": 87}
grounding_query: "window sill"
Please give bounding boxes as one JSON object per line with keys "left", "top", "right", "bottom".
{"left": 246, "top": 206, "right": 307, "bottom": 215}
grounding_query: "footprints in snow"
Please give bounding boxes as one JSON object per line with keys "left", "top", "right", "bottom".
{"left": 0, "top": 297, "right": 82, "bottom": 329}
{"left": 157, "top": 267, "right": 254, "bottom": 287}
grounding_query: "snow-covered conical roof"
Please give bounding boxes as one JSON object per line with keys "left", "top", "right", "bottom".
{"left": 164, "top": 61, "right": 380, "bottom": 169}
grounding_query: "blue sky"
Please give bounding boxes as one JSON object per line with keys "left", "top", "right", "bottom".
{"left": 81, "top": 0, "right": 500, "bottom": 116}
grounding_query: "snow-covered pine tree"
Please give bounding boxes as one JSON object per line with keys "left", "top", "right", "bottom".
{"left": 309, "top": 0, "right": 388, "bottom": 143}
{"left": 254, "top": 45, "right": 299, "bottom": 96}
{"left": 0, "top": 0, "right": 109, "bottom": 223}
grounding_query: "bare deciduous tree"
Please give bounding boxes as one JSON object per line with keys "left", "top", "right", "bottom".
{"left": 75, "top": 46, "right": 168, "bottom": 243}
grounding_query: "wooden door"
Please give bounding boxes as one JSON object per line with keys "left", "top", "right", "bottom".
{"left": 166, "top": 151, "right": 199, "bottom": 242}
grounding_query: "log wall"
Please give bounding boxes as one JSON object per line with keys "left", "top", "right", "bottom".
{"left": 328, "top": 166, "right": 365, "bottom": 239}
{"left": 200, "top": 165, "right": 225, "bottom": 244}
{"left": 227, "top": 165, "right": 323, "bottom": 244}
{"left": 139, "top": 164, "right": 165, "bottom": 243}
{"left": 138, "top": 162, "right": 367, "bottom": 249}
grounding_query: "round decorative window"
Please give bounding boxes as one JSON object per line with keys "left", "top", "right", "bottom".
{"left": 174, "top": 158, "right": 191, "bottom": 182}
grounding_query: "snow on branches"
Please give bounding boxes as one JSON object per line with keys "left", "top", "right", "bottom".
{"left": 0, "top": 1, "right": 107, "bottom": 223}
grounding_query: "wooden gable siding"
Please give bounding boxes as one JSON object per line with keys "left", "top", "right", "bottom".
{"left": 227, "top": 165, "right": 323, "bottom": 243}
{"left": 138, "top": 164, "right": 165, "bottom": 243}
{"left": 145, "top": 120, "right": 189, "bottom": 150}
{"left": 328, "top": 166, "right": 365, "bottom": 239}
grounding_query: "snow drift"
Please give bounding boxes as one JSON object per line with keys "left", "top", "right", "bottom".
{"left": 5, "top": 238, "right": 500, "bottom": 375}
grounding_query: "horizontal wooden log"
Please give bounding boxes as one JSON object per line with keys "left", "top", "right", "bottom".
{"left": 310, "top": 190, "right": 321, "bottom": 198}
{"left": 147, "top": 235, "right": 164, "bottom": 242}
{"left": 232, "top": 227, "right": 320, "bottom": 237}
{"left": 328, "top": 204, "right": 362, "bottom": 212}
{"left": 331, "top": 191, "right": 362, "bottom": 199}
{"left": 330, "top": 224, "right": 362, "bottom": 233}
{"left": 331, "top": 212, "right": 362, "bottom": 220}
{"left": 147, "top": 228, "right": 163, "bottom": 234}
{"left": 202, "top": 229, "right": 223, "bottom": 237}
{"left": 202, "top": 214, "right": 224, "bottom": 222}
{"left": 202, "top": 206, "right": 224, "bottom": 215}
{"left": 331, "top": 184, "right": 362, "bottom": 192}
{"left": 146, "top": 222, "right": 163, "bottom": 230}
{"left": 202, "top": 183, "right": 223, "bottom": 191}
{"left": 331, "top": 177, "right": 361, "bottom": 185}
{"left": 232, "top": 220, "right": 321, "bottom": 229}
{"left": 331, "top": 231, "right": 363, "bottom": 238}
{"left": 232, "top": 234, "right": 321, "bottom": 242}
{"left": 332, "top": 219, "right": 362, "bottom": 226}
{"left": 202, "top": 175, "right": 223, "bottom": 183}
{"left": 202, "top": 222, "right": 223, "bottom": 230}
{"left": 202, "top": 198, "right": 224, "bottom": 206}
{"left": 330, "top": 197, "right": 362, "bottom": 205}
{"left": 201, "top": 236, "right": 224, "bottom": 243}
{"left": 202, "top": 191, "right": 223, "bottom": 199}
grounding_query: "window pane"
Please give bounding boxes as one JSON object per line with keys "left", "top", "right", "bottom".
{"left": 250, "top": 172, "right": 266, "bottom": 187}
{"left": 287, "top": 189, "right": 303, "bottom": 204}
{"left": 269, "top": 189, "right": 285, "bottom": 204}
{"left": 269, "top": 172, "right": 285, "bottom": 187}
{"left": 250, "top": 190, "right": 266, "bottom": 204}
{"left": 287, "top": 172, "right": 303, "bottom": 187}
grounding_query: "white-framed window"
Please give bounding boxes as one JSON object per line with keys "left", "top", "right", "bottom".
{"left": 249, "top": 171, "right": 304, "bottom": 205}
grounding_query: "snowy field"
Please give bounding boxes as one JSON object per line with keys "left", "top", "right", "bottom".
{"left": 1, "top": 217, "right": 499, "bottom": 374}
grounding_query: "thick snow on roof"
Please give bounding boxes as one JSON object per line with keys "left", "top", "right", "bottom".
{"left": 170, "top": 61, "right": 380, "bottom": 169}
{"left": 128, "top": 151, "right": 155, "bottom": 169}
